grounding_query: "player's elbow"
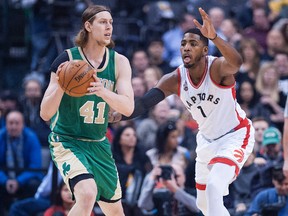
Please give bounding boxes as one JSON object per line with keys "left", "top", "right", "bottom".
{"left": 123, "top": 102, "right": 134, "bottom": 117}
{"left": 235, "top": 55, "right": 243, "bottom": 68}
{"left": 40, "top": 110, "right": 51, "bottom": 122}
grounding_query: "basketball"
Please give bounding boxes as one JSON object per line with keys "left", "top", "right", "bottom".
{"left": 57, "top": 60, "right": 95, "bottom": 97}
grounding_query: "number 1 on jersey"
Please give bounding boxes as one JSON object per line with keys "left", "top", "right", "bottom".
{"left": 197, "top": 105, "right": 207, "bottom": 118}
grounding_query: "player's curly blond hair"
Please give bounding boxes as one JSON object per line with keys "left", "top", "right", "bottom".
{"left": 74, "top": 5, "right": 115, "bottom": 48}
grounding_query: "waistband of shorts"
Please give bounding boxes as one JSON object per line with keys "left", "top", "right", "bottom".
{"left": 204, "top": 118, "right": 250, "bottom": 142}
{"left": 51, "top": 132, "right": 106, "bottom": 142}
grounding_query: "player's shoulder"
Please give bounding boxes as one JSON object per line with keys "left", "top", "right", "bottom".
{"left": 114, "top": 51, "right": 128, "bottom": 61}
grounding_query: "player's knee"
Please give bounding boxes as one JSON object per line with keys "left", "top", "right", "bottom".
{"left": 74, "top": 180, "right": 97, "bottom": 206}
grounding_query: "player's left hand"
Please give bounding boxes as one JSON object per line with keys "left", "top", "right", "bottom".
{"left": 87, "top": 74, "right": 106, "bottom": 96}
{"left": 193, "top": 7, "right": 217, "bottom": 40}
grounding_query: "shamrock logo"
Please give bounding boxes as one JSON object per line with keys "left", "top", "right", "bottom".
{"left": 62, "top": 162, "right": 71, "bottom": 176}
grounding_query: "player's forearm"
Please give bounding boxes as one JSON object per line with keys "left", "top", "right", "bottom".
{"left": 101, "top": 90, "right": 134, "bottom": 117}
{"left": 122, "top": 88, "right": 165, "bottom": 120}
{"left": 212, "top": 35, "right": 243, "bottom": 69}
{"left": 40, "top": 87, "right": 64, "bottom": 121}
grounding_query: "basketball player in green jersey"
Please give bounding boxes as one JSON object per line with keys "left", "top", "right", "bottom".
{"left": 40, "top": 5, "right": 134, "bottom": 216}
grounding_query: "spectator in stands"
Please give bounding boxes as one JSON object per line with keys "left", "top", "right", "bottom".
{"left": 243, "top": 8, "right": 271, "bottom": 53}
{"left": 9, "top": 161, "right": 62, "bottom": 216}
{"left": 130, "top": 77, "right": 148, "bottom": 127}
{"left": 146, "top": 38, "right": 174, "bottom": 74}
{"left": 131, "top": 49, "right": 150, "bottom": 78}
{"left": 22, "top": 0, "right": 51, "bottom": 77}
{"left": 231, "top": 152, "right": 261, "bottom": 216}
{"left": 132, "top": 77, "right": 147, "bottom": 99}
{"left": 162, "top": 12, "right": 195, "bottom": 68}
{"left": 143, "top": 66, "right": 163, "bottom": 91}
{"left": 236, "top": 0, "right": 268, "bottom": 29}
{"left": 236, "top": 80, "right": 260, "bottom": 119}
{"left": 44, "top": 180, "right": 95, "bottom": 216}
{"left": 165, "top": 108, "right": 197, "bottom": 159}
{"left": 136, "top": 99, "right": 171, "bottom": 152}
{"left": 0, "top": 110, "right": 43, "bottom": 213}
{"left": 207, "top": 7, "right": 227, "bottom": 56}
{"left": 137, "top": 163, "right": 200, "bottom": 216}
{"left": 146, "top": 120, "right": 190, "bottom": 170}
{"left": 260, "top": 127, "right": 283, "bottom": 164}
{"left": 235, "top": 38, "right": 262, "bottom": 87}
{"left": 253, "top": 62, "right": 285, "bottom": 130}
{"left": 20, "top": 73, "right": 50, "bottom": 147}
{"left": 269, "top": 0, "right": 288, "bottom": 22}
{"left": 252, "top": 117, "right": 270, "bottom": 160}
{"left": 220, "top": 18, "right": 242, "bottom": 48}
{"left": 274, "top": 52, "right": 288, "bottom": 97}
{"left": 262, "top": 28, "right": 288, "bottom": 61}
{"left": 112, "top": 125, "right": 152, "bottom": 216}
{"left": 0, "top": 90, "right": 20, "bottom": 128}
{"left": 245, "top": 166, "right": 288, "bottom": 216}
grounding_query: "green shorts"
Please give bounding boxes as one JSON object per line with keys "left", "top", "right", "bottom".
{"left": 48, "top": 132, "right": 122, "bottom": 202}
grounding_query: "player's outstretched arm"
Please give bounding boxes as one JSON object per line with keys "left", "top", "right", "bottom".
{"left": 194, "top": 7, "right": 242, "bottom": 76}
{"left": 109, "top": 71, "right": 178, "bottom": 122}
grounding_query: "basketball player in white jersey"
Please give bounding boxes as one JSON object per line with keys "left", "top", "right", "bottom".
{"left": 111, "top": 7, "right": 255, "bottom": 216}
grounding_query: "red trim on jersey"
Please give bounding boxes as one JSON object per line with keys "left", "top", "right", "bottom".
{"left": 209, "top": 157, "right": 240, "bottom": 176}
{"left": 177, "top": 68, "right": 181, "bottom": 96}
{"left": 231, "top": 86, "right": 236, "bottom": 100}
{"left": 196, "top": 183, "right": 206, "bottom": 190}
{"left": 186, "top": 57, "right": 208, "bottom": 89}
{"left": 234, "top": 116, "right": 250, "bottom": 149}
{"left": 233, "top": 81, "right": 251, "bottom": 149}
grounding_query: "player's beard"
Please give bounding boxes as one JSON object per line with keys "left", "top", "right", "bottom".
{"left": 184, "top": 63, "right": 194, "bottom": 68}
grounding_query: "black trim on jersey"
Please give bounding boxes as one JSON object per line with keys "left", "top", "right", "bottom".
{"left": 50, "top": 51, "right": 69, "bottom": 73}
{"left": 69, "top": 173, "right": 94, "bottom": 196}
{"left": 122, "top": 88, "right": 165, "bottom": 120}
{"left": 98, "top": 49, "right": 106, "bottom": 69}
{"left": 99, "top": 196, "right": 121, "bottom": 203}
{"left": 81, "top": 48, "right": 106, "bottom": 69}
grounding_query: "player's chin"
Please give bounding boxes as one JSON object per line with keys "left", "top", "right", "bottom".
{"left": 103, "top": 38, "right": 111, "bottom": 45}
{"left": 184, "top": 63, "right": 193, "bottom": 68}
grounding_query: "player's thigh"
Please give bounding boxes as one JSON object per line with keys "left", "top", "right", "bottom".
{"left": 98, "top": 200, "right": 124, "bottom": 216}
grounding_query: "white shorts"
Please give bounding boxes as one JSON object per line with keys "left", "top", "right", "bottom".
{"left": 195, "top": 120, "right": 255, "bottom": 189}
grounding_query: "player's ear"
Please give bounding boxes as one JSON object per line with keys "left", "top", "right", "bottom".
{"left": 84, "top": 21, "right": 92, "bottom": 32}
{"left": 202, "top": 46, "right": 208, "bottom": 56}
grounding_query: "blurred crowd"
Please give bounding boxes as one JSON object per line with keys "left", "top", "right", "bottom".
{"left": 0, "top": 0, "right": 288, "bottom": 215}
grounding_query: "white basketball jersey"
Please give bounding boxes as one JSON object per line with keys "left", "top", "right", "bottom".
{"left": 178, "top": 56, "right": 247, "bottom": 140}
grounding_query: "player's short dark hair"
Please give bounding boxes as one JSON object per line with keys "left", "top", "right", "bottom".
{"left": 184, "top": 28, "right": 208, "bottom": 46}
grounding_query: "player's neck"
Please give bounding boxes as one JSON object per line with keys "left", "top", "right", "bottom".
{"left": 187, "top": 58, "right": 207, "bottom": 84}
{"left": 81, "top": 46, "right": 106, "bottom": 69}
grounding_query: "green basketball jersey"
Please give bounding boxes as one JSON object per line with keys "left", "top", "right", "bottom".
{"left": 50, "top": 47, "right": 116, "bottom": 140}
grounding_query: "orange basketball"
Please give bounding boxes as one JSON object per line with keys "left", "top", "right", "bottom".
{"left": 57, "top": 60, "right": 95, "bottom": 97}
